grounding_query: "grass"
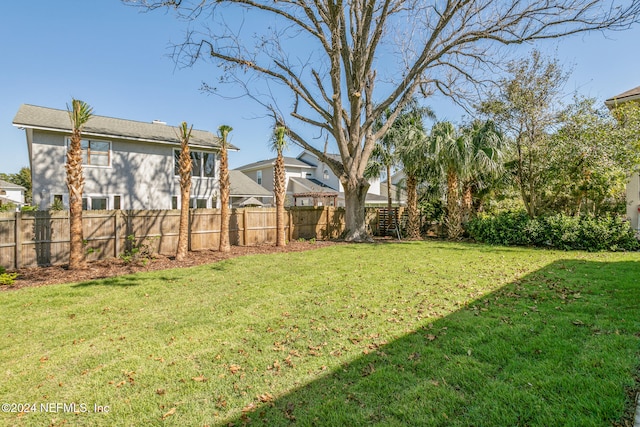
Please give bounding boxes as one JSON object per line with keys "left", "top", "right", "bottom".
{"left": 0, "top": 241, "right": 638, "bottom": 426}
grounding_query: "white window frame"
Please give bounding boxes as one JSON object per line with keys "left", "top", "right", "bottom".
{"left": 174, "top": 149, "right": 217, "bottom": 179}
{"left": 173, "top": 195, "right": 214, "bottom": 209}
{"left": 66, "top": 137, "right": 112, "bottom": 168}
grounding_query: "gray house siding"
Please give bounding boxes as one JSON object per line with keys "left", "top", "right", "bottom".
{"left": 30, "top": 129, "right": 219, "bottom": 210}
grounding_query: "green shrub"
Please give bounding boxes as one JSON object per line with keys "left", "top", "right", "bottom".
{"left": 467, "top": 210, "right": 639, "bottom": 251}
{"left": 120, "top": 235, "right": 156, "bottom": 265}
{"left": 0, "top": 265, "right": 18, "bottom": 286}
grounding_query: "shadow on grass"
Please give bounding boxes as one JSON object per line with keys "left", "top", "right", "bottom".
{"left": 72, "top": 276, "right": 146, "bottom": 288}
{"left": 229, "top": 259, "right": 640, "bottom": 426}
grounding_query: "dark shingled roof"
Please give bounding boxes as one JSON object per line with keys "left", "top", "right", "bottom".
{"left": 605, "top": 85, "right": 640, "bottom": 107}
{"left": 229, "top": 170, "right": 272, "bottom": 197}
{"left": 0, "top": 179, "right": 26, "bottom": 190}
{"left": 13, "top": 104, "right": 238, "bottom": 150}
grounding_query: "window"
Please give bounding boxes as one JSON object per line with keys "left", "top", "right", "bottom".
{"left": 195, "top": 198, "right": 208, "bottom": 209}
{"left": 203, "top": 153, "right": 215, "bottom": 178}
{"left": 174, "top": 150, "right": 216, "bottom": 178}
{"left": 81, "top": 196, "right": 109, "bottom": 210}
{"left": 91, "top": 198, "right": 107, "bottom": 210}
{"left": 113, "top": 196, "right": 121, "bottom": 210}
{"left": 257, "top": 170, "right": 262, "bottom": 185}
{"left": 323, "top": 169, "right": 329, "bottom": 180}
{"left": 67, "top": 138, "right": 111, "bottom": 166}
{"left": 172, "top": 196, "right": 178, "bottom": 210}
{"left": 191, "top": 152, "right": 202, "bottom": 177}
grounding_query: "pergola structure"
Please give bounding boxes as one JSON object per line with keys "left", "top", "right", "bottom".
{"left": 293, "top": 191, "right": 338, "bottom": 207}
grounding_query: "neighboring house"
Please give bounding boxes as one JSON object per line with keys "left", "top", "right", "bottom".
{"left": 380, "top": 170, "right": 408, "bottom": 207}
{"left": 13, "top": 104, "right": 238, "bottom": 211}
{"left": 236, "top": 150, "right": 389, "bottom": 207}
{"left": 0, "top": 179, "right": 26, "bottom": 209}
{"left": 605, "top": 85, "right": 640, "bottom": 232}
{"left": 229, "top": 170, "right": 273, "bottom": 207}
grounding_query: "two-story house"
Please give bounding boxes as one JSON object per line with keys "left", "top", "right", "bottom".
{"left": 236, "top": 150, "right": 389, "bottom": 207}
{"left": 605, "top": 85, "right": 640, "bottom": 232}
{"left": 13, "top": 104, "right": 239, "bottom": 211}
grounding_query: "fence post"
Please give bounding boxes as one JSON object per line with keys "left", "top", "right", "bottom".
{"left": 288, "top": 209, "right": 294, "bottom": 241}
{"left": 325, "top": 207, "right": 330, "bottom": 240}
{"left": 114, "top": 210, "right": 121, "bottom": 258}
{"left": 14, "top": 212, "right": 22, "bottom": 269}
{"left": 243, "top": 209, "right": 248, "bottom": 246}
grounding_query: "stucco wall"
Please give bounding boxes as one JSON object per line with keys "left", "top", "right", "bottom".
{"left": 31, "top": 130, "right": 219, "bottom": 210}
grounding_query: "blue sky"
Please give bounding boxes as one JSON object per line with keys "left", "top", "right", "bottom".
{"left": 1, "top": 1, "right": 639, "bottom": 174}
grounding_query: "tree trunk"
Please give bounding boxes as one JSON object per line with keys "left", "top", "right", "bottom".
{"left": 219, "top": 148, "right": 231, "bottom": 252}
{"left": 342, "top": 179, "right": 372, "bottom": 242}
{"left": 274, "top": 154, "right": 286, "bottom": 246}
{"left": 176, "top": 138, "right": 192, "bottom": 261}
{"left": 176, "top": 189, "right": 190, "bottom": 261}
{"left": 445, "top": 168, "right": 463, "bottom": 239}
{"left": 386, "top": 164, "right": 393, "bottom": 236}
{"left": 406, "top": 173, "right": 420, "bottom": 239}
{"left": 66, "top": 130, "right": 85, "bottom": 270}
{"left": 461, "top": 182, "right": 473, "bottom": 223}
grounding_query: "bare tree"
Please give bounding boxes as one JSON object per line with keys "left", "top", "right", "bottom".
{"left": 129, "top": 0, "right": 640, "bottom": 241}
{"left": 66, "top": 99, "right": 93, "bottom": 269}
{"left": 176, "top": 122, "right": 193, "bottom": 261}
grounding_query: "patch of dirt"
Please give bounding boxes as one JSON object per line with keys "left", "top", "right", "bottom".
{"left": 3, "top": 241, "right": 342, "bottom": 291}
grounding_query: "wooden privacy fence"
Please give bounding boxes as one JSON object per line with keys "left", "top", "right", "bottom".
{"left": 0, "top": 206, "right": 382, "bottom": 270}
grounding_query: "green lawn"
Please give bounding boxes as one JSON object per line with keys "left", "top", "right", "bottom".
{"left": 0, "top": 241, "right": 638, "bottom": 426}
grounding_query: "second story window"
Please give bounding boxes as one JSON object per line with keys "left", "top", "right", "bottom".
{"left": 174, "top": 150, "right": 216, "bottom": 178}
{"left": 257, "top": 170, "right": 262, "bottom": 185}
{"left": 67, "top": 138, "right": 111, "bottom": 167}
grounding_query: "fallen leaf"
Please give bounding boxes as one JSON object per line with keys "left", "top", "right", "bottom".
{"left": 162, "top": 407, "right": 176, "bottom": 420}
{"left": 258, "top": 392, "right": 274, "bottom": 403}
{"left": 229, "top": 364, "right": 242, "bottom": 374}
{"left": 242, "top": 403, "right": 256, "bottom": 413}
{"left": 156, "top": 388, "right": 165, "bottom": 395}
{"left": 192, "top": 375, "right": 207, "bottom": 382}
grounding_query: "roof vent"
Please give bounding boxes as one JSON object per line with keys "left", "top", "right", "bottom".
{"left": 152, "top": 120, "right": 167, "bottom": 125}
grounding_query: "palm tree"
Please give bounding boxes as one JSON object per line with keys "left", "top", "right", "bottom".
{"left": 367, "top": 100, "right": 434, "bottom": 236}
{"left": 429, "top": 121, "right": 470, "bottom": 239}
{"left": 218, "top": 125, "right": 233, "bottom": 252}
{"left": 66, "top": 99, "right": 93, "bottom": 270}
{"left": 393, "top": 113, "right": 432, "bottom": 239}
{"left": 176, "top": 122, "right": 193, "bottom": 261}
{"left": 271, "top": 125, "right": 288, "bottom": 246}
{"left": 460, "top": 120, "right": 505, "bottom": 221}
{"left": 366, "top": 112, "right": 398, "bottom": 235}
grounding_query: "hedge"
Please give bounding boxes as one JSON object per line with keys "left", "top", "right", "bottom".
{"left": 466, "top": 211, "right": 639, "bottom": 251}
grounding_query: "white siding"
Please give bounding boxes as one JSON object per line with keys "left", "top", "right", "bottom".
{"left": 31, "top": 130, "right": 219, "bottom": 210}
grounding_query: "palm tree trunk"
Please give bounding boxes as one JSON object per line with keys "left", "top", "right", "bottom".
{"left": 406, "top": 173, "right": 420, "bottom": 239}
{"left": 462, "top": 182, "right": 473, "bottom": 222}
{"left": 67, "top": 129, "right": 85, "bottom": 269}
{"left": 219, "top": 147, "right": 231, "bottom": 252}
{"left": 446, "top": 168, "right": 463, "bottom": 239}
{"left": 274, "top": 153, "right": 286, "bottom": 246}
{"left": 176, "top": 148, "right": 192, "bottom": 261}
